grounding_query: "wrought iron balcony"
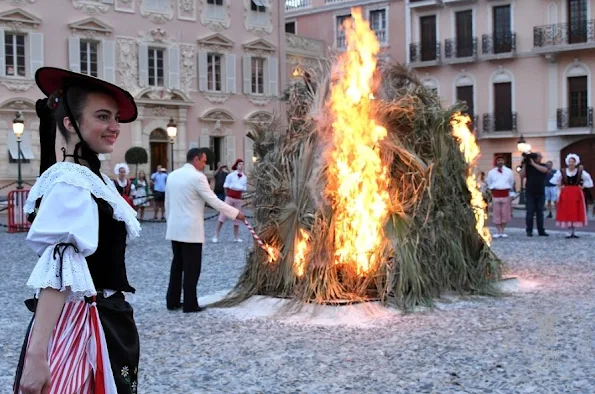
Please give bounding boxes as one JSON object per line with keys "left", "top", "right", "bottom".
{"left": 285, "top": 0, "right": 311, "bottom": 10}
{"left": 482, "top": 112, "right": 517, "bottom": 133}
{"left": 556, "top": 107, "right": 594, "bottom": 129}
{"left": 482, "top": 32, "right": 516, "bottom": 55}
{"left": 444, "top": 37, "right": 477, "bottom": 60}
{"left": 409, "top": 42, "right": 441, "bottom": 64}
{"left": 534, "top": 20, "right": 595, "bottom": 48}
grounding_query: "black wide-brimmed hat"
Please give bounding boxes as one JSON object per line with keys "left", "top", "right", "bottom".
{"left": 35, "top": 67, "right": 138, "bottom": 123}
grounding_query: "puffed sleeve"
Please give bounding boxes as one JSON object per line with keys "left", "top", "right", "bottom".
{"left": 582, "top": 171, "right": 594, "bottom": 188}
{"left": 25, "top": 183, "right": 98, "bottom": 300}
{"left": 223, "top": 172, "right": 232, "bottom": 189}
{"left": 549, "top": 170, "right": 562, "bottom": 186}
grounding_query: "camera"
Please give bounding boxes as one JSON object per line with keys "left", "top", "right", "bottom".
{"left": 521, "top": 152, "right": 538, "bottom": 165}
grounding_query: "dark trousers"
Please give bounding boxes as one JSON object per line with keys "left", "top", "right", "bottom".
{"left": 525, "top": 192, "right": 546, "bottom": 233}
{"left": 166, "top": 241, "right": 203, "bottom": 312}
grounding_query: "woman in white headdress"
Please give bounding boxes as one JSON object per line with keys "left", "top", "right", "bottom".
{"left": 113, "top": 162, "right": 135, "bottom": 208}
{"left": 548, "top": 153, "right": 593, "bottom": 238}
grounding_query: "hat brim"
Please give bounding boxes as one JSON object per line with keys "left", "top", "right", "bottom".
{"left": 35, "top": 67, "right": 138, "bottom": 123}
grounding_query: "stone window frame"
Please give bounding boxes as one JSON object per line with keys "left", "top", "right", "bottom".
{"left": 139, "top": 0, "right": 174, "bottom": 24}
{"left": 244, "top": 0, "right": 273, "bottom": 36}
{"left": 197, "top": 33, "right": 235, "bottom": 104}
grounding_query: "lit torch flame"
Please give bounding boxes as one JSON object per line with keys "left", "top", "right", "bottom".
{"left": 325, "top": 8, "right": 391, "bottom": 276}
{"left": 293, "top": 228, "right": 310, "bottom": 277}
{"left": 450, "top": 114, "right": 492, "bottom": 245}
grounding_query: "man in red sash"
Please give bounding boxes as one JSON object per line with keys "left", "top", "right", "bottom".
{"left": 487, "top": 155, "right": 515, "bottom": 238}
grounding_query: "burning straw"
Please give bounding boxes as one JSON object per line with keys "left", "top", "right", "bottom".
{"left": 212, "top": 8, "right": 502, "bottom": 311}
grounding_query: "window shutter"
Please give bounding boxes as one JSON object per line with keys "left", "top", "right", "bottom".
{"left": 199, "top": 133, "right": 210, "bottom": 148}
{"left": 138, "top": 42, "right": 149, "bottom": 87}
{"left": 68, "top": 37, "right": 81, "bottom": 73}
{"left": 243, "top": 55, "right": 252, "bottom": 94}
{"left": 29, "top": 32, "right": 44, "bottom": 76}
{"left": 102, "top": 40, "right": 116, "bottom": 83}
{"left": 226, "top": 135, "right": 236, "bottom": 166}
{"left": 198, "top": 51, "right": 208, "bottom": 92}
{"left": 245, "top": 136, "right": 253, "bottom": 173}
{"left": 267, "top": 56, "right": 278, "bottom": 96}
{"left": 168, "top": 46, "right": 180, "bottom": 90}
{"left": 0, "top": 29, "right": 5, "bottom": 78}
{"left": 225, "top": 53, "right": 236, "bottom": 94}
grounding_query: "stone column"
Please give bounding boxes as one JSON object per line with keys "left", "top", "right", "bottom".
{"left": 132, "top": 106, "right": 144, "bottom": 146}
{"left": 176, "top": 107, "right": 188, "bottom": 169}
{"left": 547, "top": 55, "right": 558, "bottom": 132}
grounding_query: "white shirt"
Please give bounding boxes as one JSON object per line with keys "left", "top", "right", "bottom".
{"left": 486, "top": 166, "right": 515, "bottom": 191}
{"left": 549, "top": 168, "right": 594, "bottom": 188}
{"left": 223, "top": 171, "right": 248, "bottom": 192}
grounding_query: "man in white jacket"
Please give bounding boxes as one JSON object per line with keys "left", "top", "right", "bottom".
{"left": 486, "top": 155, "right": 515, "bottom": 238}
{"left": 165, "top": 148, "right": 245, "bottom": 312}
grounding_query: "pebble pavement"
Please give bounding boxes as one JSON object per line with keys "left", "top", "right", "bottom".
{"left": 1, "top": 210, "right": 594, "bottom": 394}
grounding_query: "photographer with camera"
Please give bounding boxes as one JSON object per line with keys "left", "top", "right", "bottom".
{"left": 519, "top": 152, "right": 549, "bottom": 236}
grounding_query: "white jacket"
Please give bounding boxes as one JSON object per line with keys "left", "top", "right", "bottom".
{"left": 165, "top": 163, "right": 239, "bottom": 243}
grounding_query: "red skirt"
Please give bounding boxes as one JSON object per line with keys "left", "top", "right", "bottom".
{"left": 555, "top": 185, "right": 587, "bottom": 228}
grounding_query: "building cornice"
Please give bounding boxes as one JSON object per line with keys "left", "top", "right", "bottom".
{"left": 285, "top": 0, "right": 391, "bottom": 19}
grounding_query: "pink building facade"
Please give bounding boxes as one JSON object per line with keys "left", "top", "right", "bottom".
{"left": 287, "top": 0, "right": 595, "bottom": 181}
{"left": 0, "top": 0, "right": 288, "bottom": 186}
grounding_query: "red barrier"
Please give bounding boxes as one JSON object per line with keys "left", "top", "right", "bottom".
{"left": 7, "top": 189, "right": 30, "bottom": 233}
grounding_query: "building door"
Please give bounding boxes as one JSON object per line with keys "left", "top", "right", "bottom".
{"left": 494, "top": 82, "right": 512, "bottom": 131}
{"left": 568, "top": 76, "right": 588, "bottom": 127}
{"left": 149, "top": 129, "right": 168, "bottom": 173}
{"left": 568, "top": 0, "right": 587, "bottom": 44}
{"left": 560, "top": 137, "right": 595, "bottom": 174}
{"left": 456, "top": 10, "right": 473, "bottom": 57}
{"left": 420, "top": 15, "right": 437, "bottom": 61}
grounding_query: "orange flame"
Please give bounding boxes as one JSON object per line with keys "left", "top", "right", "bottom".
{"left": 450, "top": 114, "right": 492, "bottom": 245}
{"left": 325, "top": 8, "right": 391, "bottom": 276}
{"left": 293, "top": 228, "right": 310, "bottom": 277}
{"left": 264, "top": 244, "right": 278, "bottom": 263}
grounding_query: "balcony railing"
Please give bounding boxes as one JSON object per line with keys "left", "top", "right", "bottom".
{"left": 482, "top": 32, "right": 516, "bottom": 54}
{"left": 285, "top": 0, "right": 312, "bottom": 10}
{"left": 409, "top": 42, "right": 441, "bottom": 63}
{"left": 557, "top": 107, "right": 594, "bottom": 129}
{"left": 482, "top": 112, "right": 517, "bottom": 133}
{"left": 534, "top": 20, "right": 595, "bottom": 47}
{"left": 444, "top": 37, "right": 477, "bottom": 59}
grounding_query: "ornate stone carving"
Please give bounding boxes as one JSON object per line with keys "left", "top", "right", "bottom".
{"left": 115, "top": 0, "right": 135, "bottom": 13}
{"left": 138, "top": 27, "right": 174, "bottom": 44}
{"left": 197, "top": 33, "right": 234, "bottom": 53}
{"left": 244, "top": 0, "right": 273, "bottom": 37}
{"left": 72, "top": 0, "right": 110, "bottom": 15}
{"left": 247, "top": 96, "right": 272, "bottom": 106}
{"left": 246, "top": 111, "right": 273, "bottom": 125}
{"left": 243, "top": 38, "right": 276, "bottom": 57}
{"left": 116, "top": 38, "right": 139, "bottom": 93}
{"left": 152, "top": 106, "right": 168, "bottom": 116}
{"left": 1, "top": 79, "right": 33, "bottom": 92}
{"left": 150, "top": 27, "right": 167, "bottom": 42}
{"left": 286, "top": 34, "right": 324, "bottom": 57}
{"left": 200, "top": 109, "right": 234, "bottom": 123}
{"left": 139, "top": 0, "right": 174, "bottom": 24}
{"left": 0, "top": 98, "right": 36, "bottom": 110}
{"left": 146, "top": 88, "right": 173, "bottom": 100}
{"left": 7, "top": 0, "right": 37, "bottom": 6}
{"left": 68, "top": 17, "right": 113, "bottom": 38}
{"left": 0, "top": 8, "right": 42, "bottom": 31}
{"left": 178, "top": 0, "right": 196, "bottom": 21}
{"left": 204, "top": 93, "right": 230, "bottom": 104}
{"left": 179, "top": 44, "right": 196, "bottom": 94}
{"left": 199, "top": 0, "right": 231, "bottom": 31}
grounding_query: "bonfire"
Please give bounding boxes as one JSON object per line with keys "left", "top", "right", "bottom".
{"left": 215, "top": 8, "right": 501, "bottom": 310}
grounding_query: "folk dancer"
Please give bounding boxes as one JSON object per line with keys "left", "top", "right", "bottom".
{"left": 212, "top": 159, "right": 248, "bottom": 243}
{"left": 487, "top": 155, "right": 515, "bottom": 238}
{"left": 14, "top": 67, "right": 141, "bottom": 394}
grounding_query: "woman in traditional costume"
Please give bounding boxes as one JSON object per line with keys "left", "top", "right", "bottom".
{"left": 549, "top": 153, "right": 593, "bottom": 238}
{"left": 14, "top": 67, "right": 141, "bottom": 394}
{"left": 132, "top": 170, "right": 151, "bottom": 221}
{"left": 113, "top": 162, "right": 136, "bottom": 209}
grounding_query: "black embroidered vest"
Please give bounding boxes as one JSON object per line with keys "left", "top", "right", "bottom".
{"left": 87, "top": 197, "right": 135, "bottom": 293}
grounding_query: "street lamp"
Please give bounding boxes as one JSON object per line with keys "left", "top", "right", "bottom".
{"left": 517, "top": 135, "right": 531, "bottom": 153}
{"left": 12, "top": 111, "right": 25, "bottom": 190}
{"left": 166, "top": 117, "right": 177, "bottom": 170}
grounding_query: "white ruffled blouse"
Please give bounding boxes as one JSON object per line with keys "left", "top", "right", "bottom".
{"left": 24, "top": 162, "right": 141, "bottom": 302}
{"left": 549, "top": 168, "right": 594, "bottom": 188}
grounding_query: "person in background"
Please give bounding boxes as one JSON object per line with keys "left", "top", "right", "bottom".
{"left": 212, "top": 159, "right": 248, "bottom": 243}
{"left": 133, "top": 170, "right": 150, "bottom": 221}
{"left": 520, "top": 152, "right": 549, "bottom": 237}
{"left": 578, "top": 164, "right": 593, "bottom": 213}
{"left": 213, "top": 163, "right": 230, "bottom": 201}
{"left": 544, "top": 161, "right": 558, "bottom": 219}
{"left": 486, "top": 155, "right": 515, "bottom": 238}
{"left": 151, "top": 165, "right": 167, "bottom": 221}
{"left": 164, "top": 148, "right": 244, "bottom": 313}
{"left": 549, "top": 154, "right": 593, "bottom": 238}
{"left": 114, "top": 162, "right": 135, "bottom": 209}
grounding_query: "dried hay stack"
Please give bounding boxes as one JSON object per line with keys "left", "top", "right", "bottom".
{"left": 214, "top": 61, "right": 502, "bottom": 311}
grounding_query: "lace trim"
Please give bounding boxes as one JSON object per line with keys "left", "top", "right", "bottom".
{"left": 24, "top": 162, "right": 141, "bottom": 240}
{"left": 27, "top": 244, "right": 97, "bottom": 301}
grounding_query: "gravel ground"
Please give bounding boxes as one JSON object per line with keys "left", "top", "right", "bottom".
{"left": 1, "top": 210, "right": 594, "bottom": 394}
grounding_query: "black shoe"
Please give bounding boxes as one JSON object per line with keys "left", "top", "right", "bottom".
{"left": 547, "top": 213, "right": 553, "bottom": 218}
{"left": 183, "top": 306, "right": 206, "bottom": 313}
{"left": 167, "top": 303, "right": 183, "bottom": 311}
{"left": 538, "top": 232, "right": 549, "bottom": 236}
{"left": 526, "top": 232, "right": 533, "bottom": 237}
{"left": 571, "top": 234, "right": 580, "bottom": 239}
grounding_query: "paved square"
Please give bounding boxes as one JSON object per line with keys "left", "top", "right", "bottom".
{"left": 1, "top": 210, "right": 594, "bottom": 393}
